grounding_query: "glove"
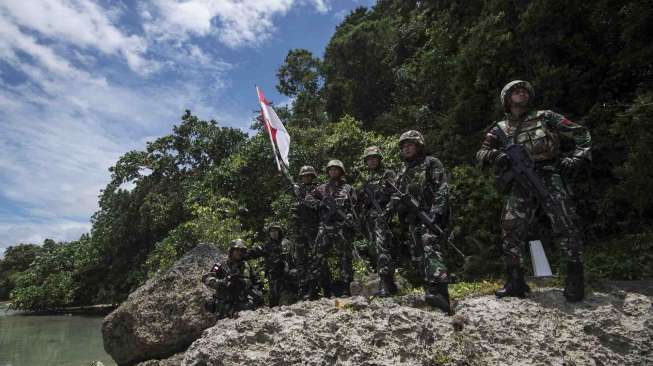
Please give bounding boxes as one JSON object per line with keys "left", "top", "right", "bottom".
{"left": 494, "top": 152, "right": 511, "bottom": 170}
{"left": 205, "top": 276, "right": 218, "bottom": 289}
{"left": 560, "top": 157, "right": 583, "bottom": 173}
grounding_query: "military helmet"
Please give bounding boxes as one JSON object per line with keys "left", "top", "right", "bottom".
{"left": 229, "top": 239, "right": 248, "bottom": 254}
{"left": 362, "top": 146, "right": 383, "bottom": 161}
{"left": 298, "top": 165, "right": 317, "bottom": 178}
{"left": 325, "top": 159, "right": 346, "bottom": 174}
{"left": 266, "top": 223, "right": 284, "bottom": 235}
{"left": 500, "top": 80, "right": 534, "bottom": 110}
{"left": 399, "top": 130, "right": 425, "bottom": 147}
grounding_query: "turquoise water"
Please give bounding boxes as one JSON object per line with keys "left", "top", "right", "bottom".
{"left": 0, "top": 303, "right": 116, "bottom": 366}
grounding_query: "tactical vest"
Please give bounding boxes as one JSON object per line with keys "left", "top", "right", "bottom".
{"left": 316, "top": 180, "right": 354, "bottom": 225}
{"left": 397, "top": 156, "right": 438, "bottom": 210}
{"left": 361, "top": 168, "right": 393, "bottom": 211}
{"left": 497, "top": 111, "right": 560, "bottom": 162}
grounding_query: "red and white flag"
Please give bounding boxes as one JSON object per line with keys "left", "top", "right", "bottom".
{"left": 256, "top": 86, "right": 290, "bottom": 169}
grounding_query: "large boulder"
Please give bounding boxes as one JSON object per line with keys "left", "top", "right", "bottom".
{"left": 102, "top": 244, "right": 222, "bottom": 366}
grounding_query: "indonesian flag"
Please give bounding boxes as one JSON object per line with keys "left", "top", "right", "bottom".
{"left": 256, "top": 86, "right": 291, "bottom": 168}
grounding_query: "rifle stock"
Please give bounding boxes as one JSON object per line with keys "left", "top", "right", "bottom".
{"left": 387, "top": 181, "right": 466, "bottom": 259}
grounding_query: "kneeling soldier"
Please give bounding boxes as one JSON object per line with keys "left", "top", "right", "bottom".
{"left": 202, "top": 239, "right": 261, "bottom": 318}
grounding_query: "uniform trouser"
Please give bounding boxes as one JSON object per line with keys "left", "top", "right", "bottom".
{"left": 267, "top": 272, "right": 284, "bottom": 306}
{"left": 214, "top": 290, "right": 256, "bottom": 318}
{"left": 408, "top": 223, "right": 449, "bottom": 285}
{"left": 294, "top": 228, "right": 317, "bottom": 293}
{"left": 501, "top": 169, "right": 583, "bottom": 267}
{"left": 366, "top": 213, "right": 394, "bottom": 277}
{"left": 312, "top": 224, "right": 353, "bottom": 294}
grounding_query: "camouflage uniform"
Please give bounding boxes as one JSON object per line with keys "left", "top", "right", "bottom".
{"left": 392, "top": 130, "right": 452, "bottom": 312}
{"left": 309, "top": 160, "right": 357, "bottom": 297}
{"left": 476, "top": 80, "right": 591, "bottom": 301}
{"left": 289, "top": 166, "right": 320, "bottom": 298}
{"left": 202, "top": 240, "right": 261, "bottom": 319}
{"left": 244, "top": 224, "right": 291, "bottom": 307}
{"left": 358, "top": 146, "right": 398, "bottom": 296}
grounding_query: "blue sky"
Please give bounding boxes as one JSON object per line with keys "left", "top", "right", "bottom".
{"left": 0, "top": 0, "right": 374, "bottom": 254}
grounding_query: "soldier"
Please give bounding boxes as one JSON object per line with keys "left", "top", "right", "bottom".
{"left": 309, "top": 160, "right": 358, "bottom": 298}
{"left": 358, "top": 146, "right": 398, "bottom": 297}
{"left": 202, "top": 239, "right": 261, "bottom": 319}
{"left": 476, "top": 80, "right": 591, "bottom": 302}
{"left": 390, "top": 130, "right": 452, "bottom": 314}
{"left": 289, "top": 165, "right": 320, "bottom": 299}
{"left": 244, "top": 224, "right": 290, "bottom": 307}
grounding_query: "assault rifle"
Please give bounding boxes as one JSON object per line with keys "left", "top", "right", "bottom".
{"left": 362, "top": 182, "right": 392, "bottom": 231}
{"left": 321, "top": 195, "right": 364, "bottom": 261}
{"left": 387, "top": 181, "right": 466, "bottom": 259}
{"left": 493, "top": 127, "right": 581, "bottom": 242}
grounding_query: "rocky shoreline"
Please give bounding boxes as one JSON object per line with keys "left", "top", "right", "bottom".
{"left": 100, "top": 245, "right": 653, "bottom": 366}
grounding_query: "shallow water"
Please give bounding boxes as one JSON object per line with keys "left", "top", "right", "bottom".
{"left": 0, "top": 303, "right": 116, "bottom": 366}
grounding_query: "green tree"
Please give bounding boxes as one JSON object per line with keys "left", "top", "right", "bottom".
{"left": 0, "top": 244, "right": 43, "bottom": 300}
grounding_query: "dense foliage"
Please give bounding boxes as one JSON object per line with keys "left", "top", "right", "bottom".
{"left": 2, "top": 0, "right": 651, "bottom": 309}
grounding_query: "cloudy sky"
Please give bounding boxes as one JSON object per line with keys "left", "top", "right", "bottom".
{"left": 0, "top": 0, "right": 373, "bottom": 254}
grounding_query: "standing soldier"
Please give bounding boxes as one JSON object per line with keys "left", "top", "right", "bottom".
{"left": 202, "top": 239, "right": 261, "bottom": 319}
{"left": 476, "top": 80, "right": 591, "bottom": 302}
{"left": 310, "top": 160, "right": 357, "bottom": 298}
{"left": 244, "top": 224, "right": 289, "bottom": 307}
{"left": 358, "top": 146, "right": 398, "bottom": 297}
{"left": 390, "top": 130, "right": 452, "bottom": 314}
{"left": 290, "top": 165, "right": 320, "bottom": 299}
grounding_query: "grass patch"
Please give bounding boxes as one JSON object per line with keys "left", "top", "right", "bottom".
{"left": 449, "top": 280, "right": 502, "bottom": 300}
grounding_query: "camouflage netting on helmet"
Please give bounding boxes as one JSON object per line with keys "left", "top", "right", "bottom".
{"left": 299, "top": 165, "right": 317, "bottom": 178}
{"left": 362, "top": 146, "right": 383, "bottom": 161}
{"left": 229, "top": 239, "right": 248, "bottom": 253}
{"left": 399, "top": 130, "right": 425, "bottom": 146}
{"left": 325, "top": 159, "right": 346, "bottom": 174}
{"left": 500, "top": 80, "right": 534, "bottom": 110}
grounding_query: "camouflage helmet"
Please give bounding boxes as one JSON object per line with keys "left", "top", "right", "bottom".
{"left": 266, "top": 223, "right": 284, "bottom": 236}
{"left": 298, "top": 165, "right": 317, "bottom": 178}
{"left": 325, "top": 159, "right": 346, "bottom": 174}
{"left": 229, "top": 239, "right": 248, "bottom": 255}
{"left": 362, "top": 146, "right": 383, "bottom": 162}
{"left": 500, "top": 80, "right": 534, "bottom": 110}
{"left": 399, "top": 130, "right": 425, "bottom": 147}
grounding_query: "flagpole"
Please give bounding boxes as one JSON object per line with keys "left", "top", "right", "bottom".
{"left": 256, "top": 85, "right": 282, "bottom": 172}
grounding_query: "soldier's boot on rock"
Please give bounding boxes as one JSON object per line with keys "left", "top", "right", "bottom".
{"left": 496, "top": 266, "right": 530, "bottom": 298}
{"left": 374, "top": 274, "right": 398, "bottom": 297}
{"left": 564, "top": 261, "right": 585, "bottom": 302}
{"left": 303, "top": 282, "right": 320, "bottom": 301}
{"left": 203, "top": 299, "right": 216, "bottom": 313}
{"left": 425, "top": 283, "right": 452, "bottom": 315}
{"left": 333, "top": 281, "right": 351, "bottom": 297}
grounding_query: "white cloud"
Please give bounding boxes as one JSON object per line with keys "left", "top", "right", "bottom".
{"left": 142, "top": 0, "right": 333, "bottom": 48}
{"left": 0, "top": 219, "right": 91, "bottom": 252}
{"left": 0, "top": 0, "right": 339, "bottom": 250}
{"left": 307, "top": 0, "right": 331, "bottom": 13}
{"left": 0, "top": 0, "right": 154, "bottom": 74}
{"left": 0, "top": 2, "right": 239, "bottom": 249}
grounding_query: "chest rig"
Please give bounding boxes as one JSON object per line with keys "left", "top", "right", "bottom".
{"left": 497, "top": 111, "right": 559, "bottom": 162}
{"left": 398, "top": 157, "right": 433, "bottom": 209}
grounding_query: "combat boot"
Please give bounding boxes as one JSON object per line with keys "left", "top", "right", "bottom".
{"left": 425, "top": 283, "right": 452, "bottom": 315}
{"left": 334, "top": 281, "right": 351, "bottom": 297}
{"left": 564, "top": 261, "right": 585, "bottom": 302}
{"left": 374, "top": 274, "right": 398, "bottom": 297}
{"left": 496, "top": 266, "right": 529, "bottom": 298}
